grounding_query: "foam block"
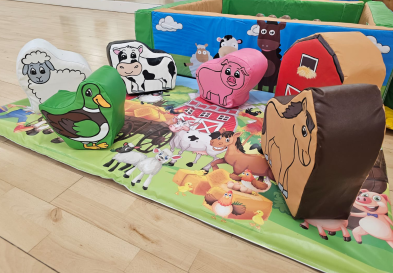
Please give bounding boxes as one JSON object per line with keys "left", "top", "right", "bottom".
{"left": 261, "top": 84, "right": 385, "bottom": 219}
{"left": 196, "top": 48, "right": 267, "bottom": 108}
{"left": 275, "top": 32, "right": 386, "bottom": 96}
{"left": 16, "top": 39, "right": 92, "bottom": 113}
{"left": 39, "top": 66, "right": 126, "bottom": 150}
{"left": 107, "top": 40, "right": 177, "bottom": 94}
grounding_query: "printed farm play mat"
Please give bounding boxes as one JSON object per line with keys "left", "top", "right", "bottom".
{"left": 0, "top": 77, "right": 392, "bottom": 272}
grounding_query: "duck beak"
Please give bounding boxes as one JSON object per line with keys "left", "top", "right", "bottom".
{"left": 93, "top": 95, "right": 111, "bottom": 108}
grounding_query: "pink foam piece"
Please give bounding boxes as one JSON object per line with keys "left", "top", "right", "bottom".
{"left": 196, "top": 48, "right": 268, "bottom": 108}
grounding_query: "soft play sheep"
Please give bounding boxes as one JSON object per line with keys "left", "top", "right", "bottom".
{"left": 184, "top": 44, "right": 213, "bottom": 77}
{"left": 22, "top": 50, "right": 86, "bottom": 104}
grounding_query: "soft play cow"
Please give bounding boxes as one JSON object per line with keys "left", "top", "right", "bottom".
{"left": 197, "top": 59, "right": 248, "bottom": 107}
{"left": 107, "top": 40, "right": 177, "bottom": 94}
{"left": 351, "top": 189, "right": 393, "bottom": 248}
{"left": 213, "top": 35, "right": 243, "bottom": 59}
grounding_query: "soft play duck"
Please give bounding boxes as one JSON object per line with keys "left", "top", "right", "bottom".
{"left": 40, "top": 66, "right": 126, "bottom": 150}
{"left": 176, "top": 182, "right": 193, "bottom": 196}
{"left": 250, "top": 210, "right": 264, "bottom": 230}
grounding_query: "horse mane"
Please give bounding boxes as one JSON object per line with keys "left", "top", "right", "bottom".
{"left": 282, "top": 101, "right": 303, "bottom": 119}
{"left": 209, "top": 131, "right": 221, "bottom": 139}
{"left": 222, "top": 131, "right": 245, "bottom": 153}
{"left": 281, "top": 101, "right": 315, "bottom": 133}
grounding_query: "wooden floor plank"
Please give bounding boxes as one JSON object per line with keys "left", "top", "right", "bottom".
{"left": 0, "top": 141, "right": 83, "bottom": 202}
{"left": 0, "top": 187, "right": 140, "bottom": 272}
{"left": 0, "top": 179, "right": 14, "bottom": 197}
{"left": 0, "top": 237, "right": 55, "bottom": 273}
{"left": 125, "top": 250, "right": 186, "bottom": 273}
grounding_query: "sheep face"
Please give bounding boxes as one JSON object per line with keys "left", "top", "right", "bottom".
{"left": 22, "top": 60, "right": 55, "bottom": 84}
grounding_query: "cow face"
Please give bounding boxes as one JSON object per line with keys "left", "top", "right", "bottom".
{"left": 257, "top": 21, "right": 286, "bottom": 51}
{"left": 217, "top": 35, "right": 242, "bottom": 49}
{"left": 195, "top": 43, "right": 210, "bottom": 63}
{"left": 220, "top": 59, "right": 249, "bottom": 90}
{"left": 113, "top": 45, "right": 144, "bottom": 77}
{"left": 169, "top": 117, "right": 195, "bottom": 132}
{"left": 353, "top": 189, "right": 390, "bottom": 215}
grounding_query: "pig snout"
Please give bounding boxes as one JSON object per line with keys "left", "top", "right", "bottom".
{"left": 227, "top": 76, "right": 236, "bottom": 86}
{"left": 356, "top": 196, "right": 372, "bottom": 204}
{"left": 116, "top": 62, "right": 142, "bottom": 77}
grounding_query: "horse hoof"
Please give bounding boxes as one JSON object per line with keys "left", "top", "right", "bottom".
{"left": 299, "top": 224, "right": 308, "bottom": 230}
{"left": 320, "top": 235, "right": 328, "bottom": 240}
{"left": 143, "top": 186, "right": 148, "bottom": 190}
{"left": 124, "top": 174, "right": 129, "bottom": 178}
{"left": 344, "top": 237, "right": 351, "bottom": 242}
{"left": 186, "top": 162, "right": 193, "bottom": 167}
{"left": 131, "top": 182, "right": 135, "bottom": 186}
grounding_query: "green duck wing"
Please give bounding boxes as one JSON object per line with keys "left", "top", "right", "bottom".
{"left": 73, "top": 120, "right": 100, "bottom": 137}
{"left": 41, "top": 110, "right": 90, "bottom": 138}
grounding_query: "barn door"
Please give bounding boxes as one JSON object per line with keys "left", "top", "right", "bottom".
{"left": 191, "top": 118, "right": 224, "bottom": 134}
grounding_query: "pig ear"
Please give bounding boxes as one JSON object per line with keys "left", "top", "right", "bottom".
{"left": 172, "top": 155, "right": 182, "bottom": 160}
{"left": 359, "top": 189, "right": 369, "bottom": 193}
{"left": 217, "top": 37, "right": 222, "bottom": 42}
{"left": 153, "top": 148, "right": 160, "bottom": 153}
{"left": 221, "top": 59, "right": 229, "bottom": 66}
{"left": 381, "top": 194, "right": 390, "bottom": 203}
{"left": 240, "top": 67, "right": 249, "bottom": 76}
{"left": 113, "top": 48, "right": 121, "bottom": 55}
{"left": 237, "top": 39, "right": 243, "bottom": 44}
{"left": 138, "top": 45, "right": 143, "bottom": 54}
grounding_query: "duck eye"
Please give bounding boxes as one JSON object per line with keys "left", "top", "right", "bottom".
{"left": 373, "top": 195, "right": 382, "bottom": 202}
{"left": 85, "top": 88, "right": 92, "bottom": 97}
{"left": 39, "top": 67, "right": 46, "bottom": 74}
{"left": 302, "top": 125, "right": 307, "bottom": 137}
{"left": 225, "top": 68, "right": 231, "bottom": 75}
{"left": 234, "top": 71, "right": 240, "bottom": 78}
{"left": 226, "top": 138, "right": 230, "bottom": 142}
{"left": 30, "top": 68, "right": 36, "bottom": 75}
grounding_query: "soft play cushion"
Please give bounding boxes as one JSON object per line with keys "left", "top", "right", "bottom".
{"left": 106, "top": 40, "right": 177, "bottom": 95}
{"left": 39, "top": 66, "right": 126, "bottom": 150}
{"left": 275, "top": 32, "right": 386, "bottom": 96}
{"left": 196, "top": 48, "right": 267, "bottom": 108}
{"left": 16, "top": 39, "right": 92, "bottom": 113}
{"left": 261, "top": 84, "right": 385, "bottom": 219}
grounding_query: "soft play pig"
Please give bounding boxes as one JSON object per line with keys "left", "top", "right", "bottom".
{"left": 351, "top": 189, "right": 393, "bottom": 248}
{"left": 196, "top": 48, "right": 267, "bottom": 108}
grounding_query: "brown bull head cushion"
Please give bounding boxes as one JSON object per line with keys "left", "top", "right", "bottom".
{"left": 261, "top": 84, "right": 385, "bottom": 219}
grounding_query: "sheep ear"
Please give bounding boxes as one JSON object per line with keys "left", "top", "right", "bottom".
{"left": 45, "top": 60, "right": 55, "bottom": 71}
{"left": 172, "top": 155, "right": 182, "bottom": 160}
{"left": 22, "top": 64, "right": 29, "bottom": 75}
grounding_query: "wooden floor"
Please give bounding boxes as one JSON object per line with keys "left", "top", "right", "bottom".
{"left": 0, "top": 1, "right": 392, "bottom": 272}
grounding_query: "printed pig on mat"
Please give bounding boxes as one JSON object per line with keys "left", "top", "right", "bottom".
{"left": 39, "top": 66, "right": 126, "bottom": 150}
{"left": 261, "top": 84, "right": 385, "bottom": 219}
{"left": 196, "top": 48, "right": 267, "bottom": 108}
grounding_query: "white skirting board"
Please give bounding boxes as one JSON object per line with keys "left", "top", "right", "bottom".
{"left": 12, "top": 0, "right": 160, "bottom": 13}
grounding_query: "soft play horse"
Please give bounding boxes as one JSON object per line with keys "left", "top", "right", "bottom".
{"left": 261, "top": 97, "right": 315, "bottom": 198}
{"left": 209, "top": 128, "right": 274, "bottom": 183}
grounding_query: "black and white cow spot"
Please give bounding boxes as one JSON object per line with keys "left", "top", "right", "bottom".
{"left": 188, "top": 135, "right": 199, "bottom": 141}
{"left": 143, "top": 70, "right": 155, "bottom": 80}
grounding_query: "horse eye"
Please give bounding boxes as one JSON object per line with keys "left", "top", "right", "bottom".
{"left": 269, "top": 30, "right": 275, "bottom": 36}
{"left": 226, "top": 138, "right": 230, "bottom": 142}
{"left": 39, "top": 67, "right": 45, "bottom": 74}
{"left": 30, "top": 68, "right": 36, "bottom": 75}
{"left": 302, "top": 125, "right": 307, "bottom": 137}
{"left": 218, "top": 136, "right": 221, "bottom": 140}
{"left": 85, "top": 89, "right": 92, "bottom": 97}
{"left": 225, "top": 68, "right": 231, "bottom": 75}
{"left": 261, "top": 29, "right": 267, "bottom": 34}
{"left": 234, "top": 71, "right": 240, "bottom": 78}
{"left": 373, "top": 196, "right": 381, "bottom": 201}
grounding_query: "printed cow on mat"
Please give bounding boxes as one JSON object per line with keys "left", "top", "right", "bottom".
{"left": 107, "top": 40, "right": 177, "bottom": 94}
